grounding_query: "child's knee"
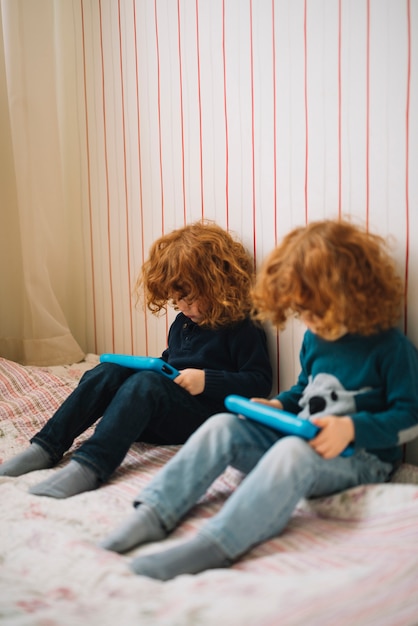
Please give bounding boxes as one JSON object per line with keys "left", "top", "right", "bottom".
{"left": 266, "top": 436, "right": 318, "bottom": 475}
{"left": 190, "top": 412, "right": 243, "bottom": 446}
{"left": 205, "top": 411, "right": 243, "bottom": 433}
{"left": 120, "top": 370, "right": 161, "bottom": 396}
{"left": 276, "top": 435, "right": 312, "bottom": 457}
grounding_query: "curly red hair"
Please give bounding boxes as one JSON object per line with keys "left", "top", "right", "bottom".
{"left": 252, "top": 219, "right": 404, "bottom": 336}
{"left": 135, "top": 221, "right": 255, "bottom": 328}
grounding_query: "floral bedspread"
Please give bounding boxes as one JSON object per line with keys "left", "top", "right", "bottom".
{"left": 1, "top": 356, "right": 418, "bottom": 626}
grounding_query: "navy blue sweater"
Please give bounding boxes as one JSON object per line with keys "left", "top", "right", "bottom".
{"left": 162, "top": 313, "right": 273, "bottom": 413}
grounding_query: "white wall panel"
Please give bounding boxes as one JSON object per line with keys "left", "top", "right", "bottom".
{"left": 72, "top": 0, "right": 417, "bottom": 416}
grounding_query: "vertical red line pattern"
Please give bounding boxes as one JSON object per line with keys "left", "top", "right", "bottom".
{"left": 303, "top": 0, "right": 309, "bottom": 224}
{"left": 249, "top": 0, "right": 256, "bottom": 259}
{"left": 132, "top": 0, "right": 149, "bottom": 354}
{"left": 404, "top": 0, "right": 411, "bottom": 333}
{"left": 80, "top": 0, "right": 98, "bottom": 353}
{"left": 153, "top": 0, "right": 165, "bottom": 233}
{"left": 177, "top": 0, "right": 187, "bottom": 224}
{"left": 338, "top": 0, "right": 342, "bottom": 218}
{"left": 195, "top": 0, "right": 204, "bottom": 218}
{"left": 117, "top": 0, "right": 134, "bottom": 353}
{"left": 153, "top": 1, "right": 169, "bottom": 340}
{"left": 365, "top": 0, "right": 370, "bottom": 228}
{"left": 272, "top": 0, "right": 280, "bottom": 390}
{"left": 222, "top": 0, "right": 229, "bottom": 228}
{"left": 271, "top": 0, "right": 277, "bottom": 243}
{"left": 99, "top": 0, "right": 116, "bottom": 350}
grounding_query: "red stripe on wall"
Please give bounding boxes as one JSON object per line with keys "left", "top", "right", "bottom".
{"left": 154, "top": 0, "right": 165, "bottom": 233}
{"left": 80, "top": 0, "right": 98, "bottom": 354}
{"left": 304, "top": 0, "right": 309, "bottom": 223}
{"left": 365, "top": 0, "right": 370, "bottom": 228}
{"left": 249, "top": 0, "right": 256, "bottom": 258}
{"left": 338, "top": 0, "right": 342, "bottom": 218}
{"left": 99, "top": 0, "right": 116, "bottom": 350}
{"left": 195, "top": 0, "right": 204, "bottom": 218}
{"left": 404, "top": 0, "right": 411, "bottom": 333}
{"left": 272, "top": 0, "right": 280, "bottom": 391}
{"left": 177, "top": 0, "right": 187, "bottom": 224}
{"left": 222, "top": 0, "right": 229, "bottom": 228}
{"left": 132, "top": 0, "right": 149, "bottom": 354}
{"left": 118, "top": 0, "right": 134, "bottom": 353}
{"left": 153, "top": 1, "right": 170, "bottom": 340}
{"left": 272, "top": 0, "right": 277, "bottom": 242}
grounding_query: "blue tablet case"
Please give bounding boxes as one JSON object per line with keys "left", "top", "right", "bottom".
{"left": 99, "top": 354, "right": 180, "bottom": 380}
{"left": 224, "top": 394, "right": 353, "bottom": 457}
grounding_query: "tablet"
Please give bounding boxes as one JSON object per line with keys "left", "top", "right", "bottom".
{"left": 224, "top": 395, "right": 353, "bottom": 457}
{"left": 99, "top": 354, "right": 180, "bottom": 380}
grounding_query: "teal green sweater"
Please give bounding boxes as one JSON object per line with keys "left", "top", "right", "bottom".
{"left": 277, "top": 328, "right": 418, "bottom": 464}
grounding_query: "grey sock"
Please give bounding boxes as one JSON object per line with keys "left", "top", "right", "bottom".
{"left": 130, "top": 534, "right": 231, "bottom": 580}
{"left": 28, "top": 460, "right": 100, "bottom": 499}
{"left": 0, "top": 443, "right": 54, "bottom": 477}
{"left": 98, "top": 504, "right": 167, "bottom": 553}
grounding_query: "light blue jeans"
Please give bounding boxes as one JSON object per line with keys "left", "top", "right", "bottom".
{"left": 137, "top": 412, "right": 393, "bottom": 560}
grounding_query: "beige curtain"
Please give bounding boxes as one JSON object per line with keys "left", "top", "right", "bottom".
{"left": 0, "top": 0, "right": 85, "bottom": 365}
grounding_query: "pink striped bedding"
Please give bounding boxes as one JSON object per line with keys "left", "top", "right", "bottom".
{"left": 1, "top": 355, "right": 418, "bottom": 625}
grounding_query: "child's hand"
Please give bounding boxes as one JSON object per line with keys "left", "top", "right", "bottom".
{"left": 250, "top": 398, "right": 283, "bottom": 410}
{"left": 174, "top": 369, "right": 205, "bottom": 395}
{"left": 309, "top": 415, "right": 354, "bottom": 459}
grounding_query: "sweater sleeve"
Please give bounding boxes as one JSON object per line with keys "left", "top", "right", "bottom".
{"left": 352, "top": 336, "right": 418, "bottom": 451}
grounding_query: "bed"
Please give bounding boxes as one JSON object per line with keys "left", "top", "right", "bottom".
{"left": 1, "top": 355, "right": 418, "bottom": 626}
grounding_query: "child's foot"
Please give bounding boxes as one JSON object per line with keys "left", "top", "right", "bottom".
{"left": 28, "top": 460, "right": 100, "bottom": 498}
{"left": 98, "top": 504, "right": 167, "bottom": 553}
{"left": 0, "top": 443, "right": 54, "bottom": 476}
{"left": 130, "top": 535, "right": 231, "bottom": 580}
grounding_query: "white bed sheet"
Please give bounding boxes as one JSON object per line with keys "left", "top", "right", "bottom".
{"left": 1, "top": 356, "right": 418, "bottom": 626}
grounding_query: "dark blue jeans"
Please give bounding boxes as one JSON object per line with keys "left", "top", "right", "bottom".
{"left": 31, "top": 363, "right": 216, "bottom": 482}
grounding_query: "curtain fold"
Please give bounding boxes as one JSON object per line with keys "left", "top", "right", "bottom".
{"left": 0, "top": 0, "right": 85, "bottom": 365}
